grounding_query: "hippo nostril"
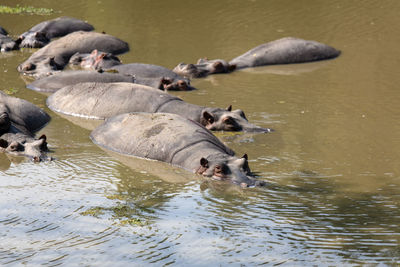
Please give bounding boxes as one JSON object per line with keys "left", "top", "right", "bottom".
{"left": 33, "top": 156, "right": 40, "bottom": 162}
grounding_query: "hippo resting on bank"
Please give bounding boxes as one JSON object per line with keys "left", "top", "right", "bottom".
{"left": 0, "top": 91, "right": 51, "bottom": 161}
{"left": 0, "top": 27, "right": 18, "bottom": 52}
{"left": 69, "top": 49, "right": 122, "bottom": 70}
{"left": 173, "top": 37, "right": 340, "bottom": 77}
{"left": 91, "top": 113, "right": 266, "bottom": 187}
{"left": 106, "top": 63, "right": 194, "bottom": 91}
{"left": 18, "top": 17, "right": 94, "bottom": 48}
{"left": 17, "top": 31, "right": 129, "bottom": 77}
{"left": 47, "top": 82, "right": 271, "bottom": 132}
{"left": 26, "top": 70, "right": 135, "bottom": 93}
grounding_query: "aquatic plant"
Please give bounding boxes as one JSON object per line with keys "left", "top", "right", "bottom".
{"left": 0, "top": 5, "right": 54, "bottom": 15}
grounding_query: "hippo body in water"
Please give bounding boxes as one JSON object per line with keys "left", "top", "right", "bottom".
{"left": 18, "top": 17, "right": 94, "bottom": 48}
{"left": 0, "top": 27, "right": 18, "bottom": 52}
{"left": 229, "top": 37, "right": 341, "bottom": 69}
{"left": 90, "top": 113, "right": 265, "bottom": 187}
{"left": 173, "top": 37, "right": 340, "bottom": 77}
{"left": 47, "top": 82, "right": 271, "bottom": 132}
{"left": 17, "top": 31, "right": 129, "bottom": 77}
{"left": 0, "top": 91, "right": 51, "bottom": 161}
{"left": 107, "top": 63, "right": 193, "bottom": 91}
{"left": 26, "top": 70, "right": 135, "bottom": 93}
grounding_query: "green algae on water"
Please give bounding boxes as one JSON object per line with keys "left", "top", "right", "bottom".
{"left": 0, "top": 5, "right": 54, "bottom": 15}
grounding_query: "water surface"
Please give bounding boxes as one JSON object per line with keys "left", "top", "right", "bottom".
{"left": 1, "top": 0, "right": 400, "bottom": 265}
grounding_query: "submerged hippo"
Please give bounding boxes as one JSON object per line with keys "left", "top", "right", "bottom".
{"left": 47, "top": 82, "right": 271, "bottom": 132}
{"left": 0, "top": 91, "right": 51, "bottom": 161}
{"left": 106, "top": 63, "right": 194, "bottom": 91}
{"left": 229, "top": 37, "right": 341, "bottom": 69}
{"left": 0, "top": 27, "right": 18, "bottom": 52}
{"left": 17, "top": 31, "right": 129, "bottom": 77}
{"left": 26, "top": 70, "right": 135, "bottom": 93}
{"left": 90, "top": 113, "right": 266, "bottom": 187}
{"left": 173, "top": 37, "right": 340, "bottom": 77}
{"left": 69, "top": 49, "right": 122, "bottom": 70}
{"left": 18, "top": 16, "right": 94, "bottom": 48}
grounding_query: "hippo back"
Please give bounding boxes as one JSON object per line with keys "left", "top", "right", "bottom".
{"left": 229, "top": 37, "right": 341, "bottom": 69}
{"left": 27, "top": 71, "right": 136, "bottom": 93}
{"left": 0, "top": 91, "right": 50, "bottom": 133}
{"left": 90, "top": 113, "right": 233, "bottom": 163}
{"left": 24, "top": 17, "right": 94, "bottom": 39}
{"left": 108, "top": 63, "right": 179, "bottom": 79}
{"left": 46, "top": 82, "right": 181, "bottom": 119}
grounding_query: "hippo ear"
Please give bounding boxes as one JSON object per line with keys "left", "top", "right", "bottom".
{"left": 242, "top": 154, "right": 248, "bottom": 160}
{"left": 200, "top": 157, "right": 209, "bottom": 168}
{"left": 226, "top": 105, "right": 232, "bottom": 112}
{"left": 0, "top": 139, "right": 8, "bottom": 148}
{"left": 201, "top": 111, "right": 214, "bottom": 124}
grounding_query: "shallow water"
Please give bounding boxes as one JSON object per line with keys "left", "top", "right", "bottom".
{"left": 1, "top": 0, "right": 400, "bottom": 265}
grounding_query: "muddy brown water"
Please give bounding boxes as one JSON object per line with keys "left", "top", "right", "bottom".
{"left": 1, "top": 0, "right": 400, "bottom": 265}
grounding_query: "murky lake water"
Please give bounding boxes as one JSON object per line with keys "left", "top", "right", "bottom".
{"left": 1, "top": 0, "right": 400, "bottom": 265}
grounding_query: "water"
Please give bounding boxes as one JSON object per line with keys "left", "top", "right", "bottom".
{"left": 1, "top": 0, "right": 400, "bottom": 265}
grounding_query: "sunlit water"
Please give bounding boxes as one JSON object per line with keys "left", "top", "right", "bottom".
{"left": 1, "top": 0, "right": 400, "bottom": 265}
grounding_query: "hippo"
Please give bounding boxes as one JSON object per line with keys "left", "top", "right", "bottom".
{"left": 172, "top": 37, "right": 340, "bottom": 77}
{"left": 18, "top": 16, "right": 94, "bottom": 48}
{"left": 0, "top": 91, "right": 51, "bottom": 161}
{"left": 17, "top": 31, "right": 129, "bottom": 77}
{"left": 90, "top": 113, "right": 266, "bottom": 187}
{"left": 229, "top": 37, "right": 341, "bottom": 69}
{"left": 26, "top": 70, "right": 135, "bottom": 93}
{"left": 0, "top": 27, "right": 18, "bottom": 52}
{"left": 106, "top": 63, "right": 194, "bottom": 91}
{"left": 69, "top": 49, "right": 122, "bottom": 70}
{"left": 173, "top": 58, "right": 236, "bottom": 78}
{"left": 46, "top": 82, "right": 271, "bottom": 132}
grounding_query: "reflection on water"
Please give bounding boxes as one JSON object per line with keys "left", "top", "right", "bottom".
{"left": 1, "top": 0, "right": 400, "bottom": 265}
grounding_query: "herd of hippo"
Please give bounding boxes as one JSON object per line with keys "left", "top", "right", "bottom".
{"left": 0, "top": 17, "right": 340, "bottom": 187}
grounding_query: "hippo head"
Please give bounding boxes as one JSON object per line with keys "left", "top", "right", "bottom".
{"left": 196, "top": 58, "right": 236, "bottom": 74}
{"left": 160, "top": 77, "right": 194, "bottom": 91}
{"left": 0, "top": 134, "right": 50, "bottom": 162}
{"left": 196, "top": 154, "right": 266, "bottom": 187}
{"left": 18, "top": 32, "right": 50, "bottom": 48}
{"left": 172, "top": 59, "right": 236, "bottom": 78}
{"left": 200, "top": 105, "right": 272, "bottom": 133}
{"left": 70, "top": 50, "right": 122, "bottom": 70}
{"left": 18, "top": 56, "right": 61, "bottom": 77}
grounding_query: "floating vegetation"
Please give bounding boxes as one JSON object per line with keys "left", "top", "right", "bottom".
{"left": 3, "top": 88, "right": 18, "bottom": 95}
{"left": 0, "top": 5, "right": 54, "bottom": 15}
{"left": 80, "top": 201, "right": 151, "bottom": 227}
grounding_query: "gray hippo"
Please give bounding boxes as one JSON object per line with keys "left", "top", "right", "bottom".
{"left": 17, "top": 31, "right": 129, "bottom": 77}
{"left": 0, "top": 91, "right": 51, "bottom": 161}
{"left": 106, "top": 63, "right": 194, "bottom": 91}
{"left": 172, "top": 37, "right": 340, "bottom": 77}
{"left": 229, "top": 37, "right": 340, "bottom": 69}
{"left": 46, "top": 82, "right": 271, "bottom": 132}
{"left": 90, "top": 113, "right": 266, "bottom": 187}
{"left": 26, "top": 70, "right": 135, "bottom": 93}
{"left": 0, "top": 27, "right": 18, "bottom": 52}
{"left": 69, "top": 49, "right": 122, "bottom": 70}
{"left": 18, "top": 16, "right": 94, "bottom": 48}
